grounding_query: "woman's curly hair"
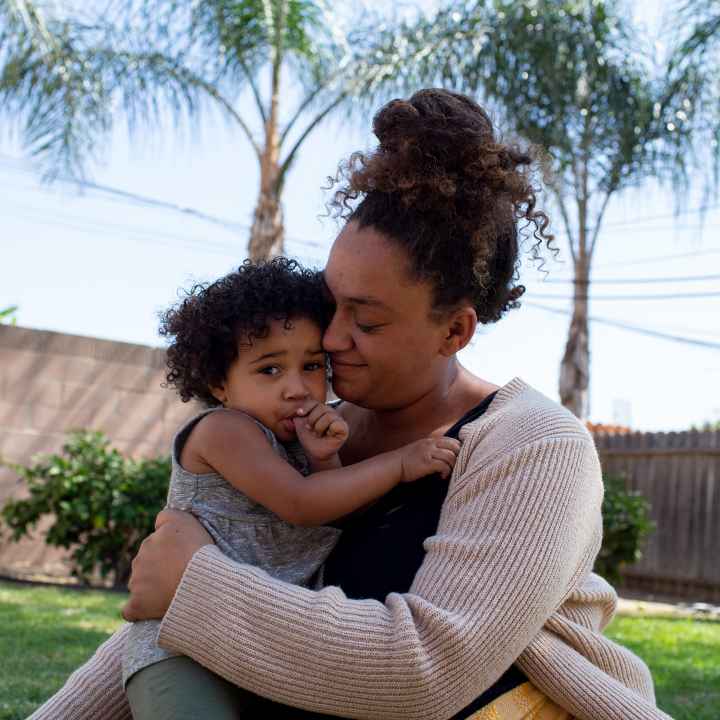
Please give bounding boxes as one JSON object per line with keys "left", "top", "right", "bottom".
{"left": 159, "top": 257, "right": 332, "bottom": 406}
{"left": 328, "top": 88, "right": 555, "bottom": 323}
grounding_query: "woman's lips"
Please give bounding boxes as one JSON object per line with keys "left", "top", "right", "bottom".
{"left": 331, "top": 361, "right": 366, "bottom": 373}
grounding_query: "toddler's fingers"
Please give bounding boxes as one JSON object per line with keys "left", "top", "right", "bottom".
{"left": 327, "top": 418, "right": 349, "bottom": 438}
{"left": 308, "top": 405, "right": 337, "bottom": 434}
{"left": 295, "top": 399, "right": 320, "bottom": 417}
{"left": 431, "top": 448, "right": 459, "bottom": 468}
{"left": 312, "top": 411, "right": 336, "bottom": 436}
{"left": 292, "top": 416, "right": 314, "bottom": 443}
{"left": 428, "top": 458, "right": 453, "bottom": 479}
{"left": 435, "top": 437, "right": 461, "bottom": 454}
{"left": 306, "top": 403, "right": 331, "bottom": 427}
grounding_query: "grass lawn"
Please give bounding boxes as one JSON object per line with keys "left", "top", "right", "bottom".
{"left": 0, "top": 580, "right": 126, "bottom": 720}
{"left": 605, "top": 614, "right": 720, "bottom": 720}
{"left": 1, "top": 580, "right": 718, "bottom": 720}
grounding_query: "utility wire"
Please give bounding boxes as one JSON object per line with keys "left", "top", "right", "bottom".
{"left": 0, "top": 155, "right": 329, "bottom": 250}
{"left": 7, "top": 205, "right": 326, "bottom": 269}
{"left": 553, "top": 202, "right": 720, "bottom": 235}
{"left": 540, "top": 273, "right": 720, "bottom": 285}
{"left": 3, "top": 154, "right": 717, "bottom": 256}
{"left": 528, "top": 290, "right": 720, "bottom": 301}
{"left": 4, "top": 155, "right": 718, "bottom": 266}
{"left": 594, "top": 247, "right": 720, "bottom": 268}
{"left": 524, "top": 301, "right": 720, "bottom": 350}
{"left": 596, "top": 203, "right": 720, "bottom": 230}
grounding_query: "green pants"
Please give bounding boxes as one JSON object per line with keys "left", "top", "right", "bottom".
{"left": 126, "top": 656, "right": 251, "bottom": 720}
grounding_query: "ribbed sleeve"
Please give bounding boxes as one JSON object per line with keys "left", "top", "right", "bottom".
{"left": 518, "top": 629, "right": 671, "bottom": 720}
{"left": 28, "top": 623, "right": 132, "bottom": 720}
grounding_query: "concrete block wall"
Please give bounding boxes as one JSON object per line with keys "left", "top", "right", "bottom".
{"left": 0, "top": 324, "right": 197, "bottom": 581}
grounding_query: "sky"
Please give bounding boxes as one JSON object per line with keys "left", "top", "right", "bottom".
{"left": 2, "top": 0, "right": 719, "bottom": 431}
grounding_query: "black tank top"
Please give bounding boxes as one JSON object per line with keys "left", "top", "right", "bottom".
{"left": 251, "top": 392, "right": 526, "bottom": 718}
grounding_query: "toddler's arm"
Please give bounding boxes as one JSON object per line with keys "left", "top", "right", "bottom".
{"left": 188, "top": 409, "right": 460, "bottom": 526}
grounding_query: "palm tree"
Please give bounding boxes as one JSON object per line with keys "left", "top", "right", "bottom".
{"left": 0, "top": 1, "right": 426, "bottom": 259}
{"left": 668, "top": 0, "right": 720, "bottom": 177}
{"left": 399, "top": 0, "right": 713, "bottom": 418}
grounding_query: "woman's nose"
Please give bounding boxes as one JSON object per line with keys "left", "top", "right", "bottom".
{"left": 323, "top": 310, "right": 353, "bottom": 353}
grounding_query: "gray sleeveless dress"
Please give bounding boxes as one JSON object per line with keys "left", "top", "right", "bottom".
{"left": 122, "top": 408, "right": 342, "bottom": 686}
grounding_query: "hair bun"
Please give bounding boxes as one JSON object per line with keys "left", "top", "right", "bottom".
{"left": 372, "top": 99, "right": 421, "bottom": 149}
{"left": 356, "top": 89, "right": 532, "bottom": 215}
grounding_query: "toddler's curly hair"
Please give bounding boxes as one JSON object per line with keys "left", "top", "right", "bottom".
{"left": 160, "top": 257, "right": 331, "bottom": 406}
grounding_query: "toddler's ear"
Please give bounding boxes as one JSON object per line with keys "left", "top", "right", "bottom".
{"left": 209, "top": 383, "right": 227, "bottom": 405}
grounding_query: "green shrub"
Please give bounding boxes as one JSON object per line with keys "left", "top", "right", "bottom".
{"left": 1, "top": 431, "right": 170, "bottom": 588}
{"left": 0, "top": 304, "right": 18, "bottom": 325}
{"left": 596, "top": 474, "right": 655, "bottom": 584}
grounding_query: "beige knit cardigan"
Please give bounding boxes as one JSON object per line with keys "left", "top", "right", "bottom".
{"left": 29, "top": 378, "right": 673, "bottom": 720}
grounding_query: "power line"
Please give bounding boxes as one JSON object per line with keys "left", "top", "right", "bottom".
{"left": 6, "top": 200, "right": 327, "bottom": 268}
{"left": 524, "top": 301, "right": 720, "bottom": 350}
{"left": 597, "top": 203, "right": 720, "bottom": 230}
{"left": 552, "top": 203, "right": 720, "bottom": 235}
{"left": 594, "top": 247, "right": 720, "bottom": 268}
{"left": 4, "top": 154, "right": 717, "bottom": 257}
{"left": 540, "top": 273, "right": 720, "bottom": 285}
{"left": 0, "top": 155, "right": 329, "bottom": 251}
{"left": 528, "top": 290, "right": 720, "bottom": 301}
{"left": 4, "top": 154, "right": 718, "bottom": 264}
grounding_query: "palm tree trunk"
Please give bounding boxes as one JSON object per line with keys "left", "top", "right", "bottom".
{"left": 247, "top": 0, "right": 285, "bottom": 261}
{"left": 247, "top": 66, "right": 283, "bottom": 261}
{"left": 559, "top": 260, "right": 591, "bottom": 419}
{"left": 248, "top": 159, "right": 283, "bottom": 260}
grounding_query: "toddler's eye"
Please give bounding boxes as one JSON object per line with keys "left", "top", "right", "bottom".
{"left": 258, "top": 365, "right": 281, "bottom": 376}
{"left": 304, "top": 362, "right": 325, "bottom": 371}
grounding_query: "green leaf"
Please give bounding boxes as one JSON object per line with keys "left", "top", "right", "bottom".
{"left": 0, "top": 429, "right": 170, "bottom": 587}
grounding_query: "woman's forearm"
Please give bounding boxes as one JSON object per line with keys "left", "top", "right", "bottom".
{"left": 28, "top": 624, "right": 132, "bottom": 720}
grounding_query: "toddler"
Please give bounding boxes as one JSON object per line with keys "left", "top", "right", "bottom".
{"left": 123, "top": 257, "right": 460, "bottom": 719}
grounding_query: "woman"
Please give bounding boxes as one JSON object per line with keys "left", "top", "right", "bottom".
{"left": 30, "top": 89, "right": 669, "bottom": 720}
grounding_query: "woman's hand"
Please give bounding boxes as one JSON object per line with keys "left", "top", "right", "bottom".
{"left": 121, "top": 509, "right": 214, "bottom": 622}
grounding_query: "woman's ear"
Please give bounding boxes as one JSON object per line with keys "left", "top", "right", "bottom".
{"left": 439, "top": 306, "right": 478, "bottom": 357}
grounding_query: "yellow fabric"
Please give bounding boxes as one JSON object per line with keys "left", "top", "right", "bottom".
{"left": 468, "top": 682, "right": 570, "bottom": 720}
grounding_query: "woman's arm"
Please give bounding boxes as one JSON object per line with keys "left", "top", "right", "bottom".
{"left": 192, "top": 410, "right": 459, "bottom": 526}
{"left": 28, "top": 624, "right": 132, "bottom": 720}
{"left": 147, "top": 429, "right": 666, "bottom": 720}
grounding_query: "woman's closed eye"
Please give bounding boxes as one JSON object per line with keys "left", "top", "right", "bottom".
{"left": 355, "top": 320, "right": 387, "bottom": 334}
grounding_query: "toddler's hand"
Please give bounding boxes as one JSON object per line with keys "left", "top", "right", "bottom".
{"left": 293, "top": 401, "right": 349, "bottom": 461}
{"left": 399, "top": 437, "right": 461, "bottom": 482}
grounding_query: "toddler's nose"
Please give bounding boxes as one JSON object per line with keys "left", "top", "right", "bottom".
{"left": 282, "top": 376, "right": 310, "bottom": 401}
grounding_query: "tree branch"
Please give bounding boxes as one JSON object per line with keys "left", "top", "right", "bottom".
{"left": 279, "top": 73, "right": 339, "bottom": 148}
{"left": 588, "top": 189, "right": 614, "bottom": 260}
{"left": 240, "top": 58, "right": 267, "bottom": 125}
{"left": 128, "top": 51, "right": 263, "bottom": 159}
{"left": 549, "top": 180, "right": 577, "bottom": 264}
{"left": 277, "top": 93, "right": 347, "bottom": 191}
{"left": 198, "top": 79, "right": 261, "bottom": 158}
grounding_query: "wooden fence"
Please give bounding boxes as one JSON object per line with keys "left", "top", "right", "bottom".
{"left": 593, "top": 429, "right": 720, "bottom": 602}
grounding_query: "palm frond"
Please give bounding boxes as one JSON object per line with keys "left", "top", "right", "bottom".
{"left": 0, "top": 11, "right": 250, "bottom": 178}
